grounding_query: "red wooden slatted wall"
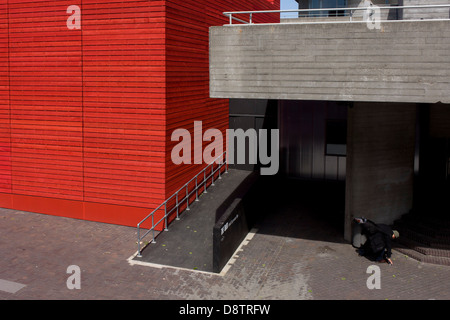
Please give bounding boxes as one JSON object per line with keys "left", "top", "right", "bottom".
{"left": 0, "top": 3, "right": 11, "bottom": 196}
{"left": 0, "top": 0, "right": 279, "bottom": 227}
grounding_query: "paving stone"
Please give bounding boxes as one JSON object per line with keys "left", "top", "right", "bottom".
{"left": 1, "top": 180, "right": 450, "bottom": 300}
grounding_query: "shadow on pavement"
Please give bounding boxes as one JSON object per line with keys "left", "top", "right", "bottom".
{"left": 245, "top": 175, "right": 347, "bottom": 244}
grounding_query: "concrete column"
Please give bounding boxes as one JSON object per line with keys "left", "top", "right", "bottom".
{"left": 344, "top": 102, "right": 416, "bottom": 241}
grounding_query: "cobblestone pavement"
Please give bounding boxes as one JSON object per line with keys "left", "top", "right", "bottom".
{"left": 1, "top": 200, "right": 449, "bottom": 301}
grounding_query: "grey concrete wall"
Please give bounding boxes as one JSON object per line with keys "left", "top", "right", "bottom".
{"left": 344, "top": 102, "right": 416, "bottom": 241}
{"left": 402, "top": 0, "right": 450, "bottom": 20}
{"left": 210, "top": 20, "right": 450, "bottom": 104}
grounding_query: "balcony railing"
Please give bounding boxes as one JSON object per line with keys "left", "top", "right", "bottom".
{"left": 223, "top": 4, "right": 450, "bottom": 25}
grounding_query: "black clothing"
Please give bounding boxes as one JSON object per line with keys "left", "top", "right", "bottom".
{"left": 360, "top": 220, "right": 394, "bottom": 259}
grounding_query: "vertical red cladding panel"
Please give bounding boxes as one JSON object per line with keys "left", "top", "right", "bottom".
{"left": 82, "top": 0, "right": 167, "bottom": 225}
{"left": 164, "top": 0, "right": 280, "bottom": 202}
{"left": 0, "top": 2, "right": 11, "bottom": 195}
{"left": 8, "top": 1, "right": 83, "bottom": 205}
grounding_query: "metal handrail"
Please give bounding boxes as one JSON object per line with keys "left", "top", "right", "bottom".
{"left": 223, "top": 4, "right": 450, "bottom": 25}
{"left": 136, "top": 151, "right": 228, "bottom": 257}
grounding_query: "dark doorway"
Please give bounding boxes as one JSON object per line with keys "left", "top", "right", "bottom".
{"left": 415, "top": 103, "right": 450, "bottom": 214}
{"left": 228, "top": 99, "right": 278, "bottom": 172}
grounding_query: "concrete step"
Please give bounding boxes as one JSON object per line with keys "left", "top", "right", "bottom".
{"left": 395, "top": 223, "right": 450, "bottom": 249}
{"left": 394, "top": 244, "right": 450, "bottom": 267}
{"left": 398, "top": 236, "right": 450, "bottom": 258}
{"left": 392, "top": 211, "right": 450, "bottom": 266}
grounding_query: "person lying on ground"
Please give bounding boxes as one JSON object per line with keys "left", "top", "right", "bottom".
{"left": 354, "top": 217, "right": 399, "bottom": 265}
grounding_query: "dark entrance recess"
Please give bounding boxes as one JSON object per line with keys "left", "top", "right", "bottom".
{"left": 228, "top": 99, "right": 348, "bottom": 239}
{"left": 393, "top": 103, "right": 450, "bottom": 266}
{"left": 414, "top": 103, "right": 450, "bottom": 213}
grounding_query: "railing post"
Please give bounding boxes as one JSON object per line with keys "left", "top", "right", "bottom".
{"left": 186, "top": 184, "right": 190, "bottom": 210}
{"left": 211, "top": 164, "right": 215, "bottom": 186}
{"left": 176, "top": 192, "right": 180, "bottom": 220}
{"left": 152, "top": 214, "right": 156, "bottom": 243}
{"left": 195, "top": 176, "right": 199, "bottom": 201}
{"left": 203, "top": 170, "right": 207, "bottom": 193}
{"left": 137, "top": 226, "right": 142, "bottom": 257}
{"left": 229, "top": 13, "right": 232, "bottom": 25}
{"left": 164, "top": 203, "right": 168, "bottom": 231}
{"left": 225, "top": 151, "right": 228, "bottom": 174}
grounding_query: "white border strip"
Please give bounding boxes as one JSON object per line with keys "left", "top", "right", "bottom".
{"left": 0, "top": 279, "right": 26, "bottom": 294}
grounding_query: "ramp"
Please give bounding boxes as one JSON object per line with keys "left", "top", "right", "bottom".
{"left": 132, "top": 169, "right": 258, "bottom": 273}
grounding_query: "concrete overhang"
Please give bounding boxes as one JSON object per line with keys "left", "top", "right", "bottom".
{"left": 210, "top": 20, "right": 450, "bottom": 104}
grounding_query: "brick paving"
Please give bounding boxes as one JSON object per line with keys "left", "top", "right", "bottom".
{"left": 1, "top": 191, "right": 450, "bottom": 301}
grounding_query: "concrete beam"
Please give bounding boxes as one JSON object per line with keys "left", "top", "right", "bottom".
{"left": 210, "top": 20, "right": 450, "bottom": 104}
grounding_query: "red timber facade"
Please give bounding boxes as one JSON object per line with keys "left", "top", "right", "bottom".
{"left": 0, "top": 1, "right": 279, "bottom": 227}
